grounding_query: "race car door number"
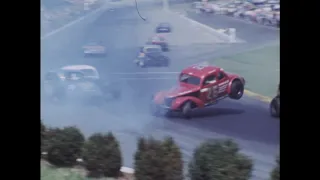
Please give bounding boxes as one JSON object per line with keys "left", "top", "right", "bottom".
{"left": 207, "top": 85, "right": 219, "bottom": 100}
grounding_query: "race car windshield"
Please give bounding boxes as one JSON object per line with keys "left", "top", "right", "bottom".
{"left": 81, "top": 69, "right": 97, "bottom": 77}
{"left": 65, "top": 71, "right": 84, "bottom": 81}
{"left": 180, "top": 74, "right": 201, "bottom": 86}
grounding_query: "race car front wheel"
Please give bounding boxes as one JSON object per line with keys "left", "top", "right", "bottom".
{"left": 181, "top": 101, "right": 192, "bottom": 119}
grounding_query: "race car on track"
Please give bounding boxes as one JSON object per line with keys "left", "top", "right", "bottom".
{"left": 83, "top": 42, "right": 106, "bottom": 57}
{"left": 156, "top": 23, "right": 172, "bottom": 33}
{"left": 134, "top": 45, "right": 170, "bottom": 67}
{"left": 270, "top": 83, "right": 280, "bottom": 117}
{"left": 42, "top": 65, "right": 120, "bottom": 105}
{"left": 150, "top": 63, "right": 246, "bottom": 119}
{"left": 146, "top": 35, "right": 169, "bottom": 51}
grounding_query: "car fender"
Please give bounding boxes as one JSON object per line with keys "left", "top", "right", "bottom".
{"left": 171, "top": 96, "right": 205, "bottom": 110}
{"left": 153, "top": 91, "right": 167, "bottom": 104}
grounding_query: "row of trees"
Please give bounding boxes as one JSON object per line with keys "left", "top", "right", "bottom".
{"left": 41, "top": 120, "right": 279, "bottom": 180}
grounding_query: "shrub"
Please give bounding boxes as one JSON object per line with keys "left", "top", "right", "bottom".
{"left": 134, "top": 136, "right": 184, "bottom": 180}
{"left": 134, "top": 137, "right": 166, "bottom": 180}
{"left": 83, "top": 132, "right": 122, "bottom": 178}
{"left": 162, "top": 137, "right": 184, "bottom": 180}
{"left": 270, "top": 155, "right": 280, "bottom": 180}
{"left": 188, "top": 139, "right": 253, "bottom": 180}
{"left": 41, "top": 120, "right": 47, "bottom": 154}
{"left": 46, "top": 126, "right": 85, "bottom": 167}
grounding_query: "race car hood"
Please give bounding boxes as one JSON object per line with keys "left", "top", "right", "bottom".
{"left": 154, "top": 84, "right": 199, "bottom": 104}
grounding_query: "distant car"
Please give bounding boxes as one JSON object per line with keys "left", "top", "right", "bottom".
{"left": 134, "top": 45, "right": 170, "bottom": 67}
{"left": 270, "top": 83, "right": 280, "bottom": 117}
{"left": 43, "top": 65, "right": 120, "bottom": 105}
{"left": 156, "top": 23, "right": 172, "bottom": 33}
{"left": 83, "top": 42, "right": 106, "bottom": 57}
{"left": 150, "top": 63, "right": 246, "bottom": 119}
{"left": 146, "top": 35, "right": 169, "bottom": 51}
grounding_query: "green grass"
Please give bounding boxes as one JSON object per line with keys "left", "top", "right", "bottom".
{"left": 210, "top": 44, "right": 279, "bottom": 97}
{"left": 41, "top": 162, "right": 117, "bottom": 180}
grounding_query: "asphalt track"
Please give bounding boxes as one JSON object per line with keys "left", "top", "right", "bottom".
{"left": 41, "top": 1, "right": 279, "bottom": 179}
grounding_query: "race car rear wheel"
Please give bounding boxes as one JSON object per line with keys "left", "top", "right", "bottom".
{"left": 270, "top": 97, "right": 280, "bottom": 117}
{"left": 229, "top": 80, "right": 244, "bottom": 100}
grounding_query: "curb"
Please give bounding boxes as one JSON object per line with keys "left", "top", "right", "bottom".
{"left": 120, "top": 166, "right": 134, "bottom": 174}
{"left": 244, "top": 90, "right": 272, "bottom": 103}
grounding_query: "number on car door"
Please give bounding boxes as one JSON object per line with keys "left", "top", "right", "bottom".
{"left": 200, "top": 74, "right": 218, "bottom": 103}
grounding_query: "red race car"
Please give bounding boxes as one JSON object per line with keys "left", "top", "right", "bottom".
{"left": 151, "top": 63, "right": 245, "bottom": 119}
{"left": 146, "top": 35, "right": 169, "bottom": 51}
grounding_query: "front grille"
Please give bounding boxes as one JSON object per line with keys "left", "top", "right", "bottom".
{"left": 164, "top": 97, "right": 174, "bottom": 107}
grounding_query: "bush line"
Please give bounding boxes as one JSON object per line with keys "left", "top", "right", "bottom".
{"left": 41, "top": 120, "right": 279, "bottom": 180}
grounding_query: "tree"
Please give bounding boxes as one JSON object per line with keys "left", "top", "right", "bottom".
{"left": 134, "top": 137, "right": 166, "bottom": 180}
{"left": 270, "top": 155, "right": 280, "bottom": 180}
{"left": 162, "top": 136, "right": 184, "bottom": 180}
{"left": 46, "top": 126, "right": 85, "bottom": 167}
{"left": 83, "top": 132, "right": 122, "bottom": 178}
{"left": 188, "top": 139, "right": 253, "bottom": 180}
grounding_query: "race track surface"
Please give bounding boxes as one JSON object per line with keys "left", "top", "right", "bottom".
{"left": 41, "top": 2, "right": 279, "bottom": 179}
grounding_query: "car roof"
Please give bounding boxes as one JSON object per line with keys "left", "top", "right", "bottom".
{"left": 61, "top": 65, "right": 97, "bottom": 71}
{"left": 181, "top": 64, "right": 222, "bottom": 78}
{"left": 159, "top": 22, "right": 170, "bottom": 26}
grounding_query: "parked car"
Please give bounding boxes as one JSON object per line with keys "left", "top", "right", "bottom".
{"left": 233, "top": 3, "right": 256, "bottom": 18}
{"left": 256, "top": 11, "right": 277, "bottom": 26}
{"left": 220, "top": 4, "right": 237, "bottom": 15}
{"left": 249, "top": 0, "right": 267, "bottom": 5}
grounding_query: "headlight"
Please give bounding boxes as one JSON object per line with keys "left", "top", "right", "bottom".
{"left": 164, "top": 97, "right": 175, "bottom": 107}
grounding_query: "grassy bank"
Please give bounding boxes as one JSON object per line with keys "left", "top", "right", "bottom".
{"left": 41, "top": 160, "right": 133, "bottom": 180}
{"left": 41, "top": 0, "right": 104, "bottom": 35}
{"left": 210, "top": 44, "right": 279, "bottom": 97}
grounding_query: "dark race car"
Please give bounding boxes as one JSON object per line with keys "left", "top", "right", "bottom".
{"left": 146, "top": 35, "right": 169, "bottom": 51}
{"left": 42, "top": 65, "right": 120, "bottom": 106}
{"left": 83, "top": 42, "right": 106, "bottom": 57}
{"left": 270, "top": 83, "right": 280, "bottom": 117}
{"left": 156, "top": 23, "right": 172, "bottom": 33}
{"left": 134, "top": 45, "right": 170, "bottom": 68}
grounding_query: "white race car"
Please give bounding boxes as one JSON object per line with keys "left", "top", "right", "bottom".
{"left": 43, "top": 65, "right": 120, "bottom": 105}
